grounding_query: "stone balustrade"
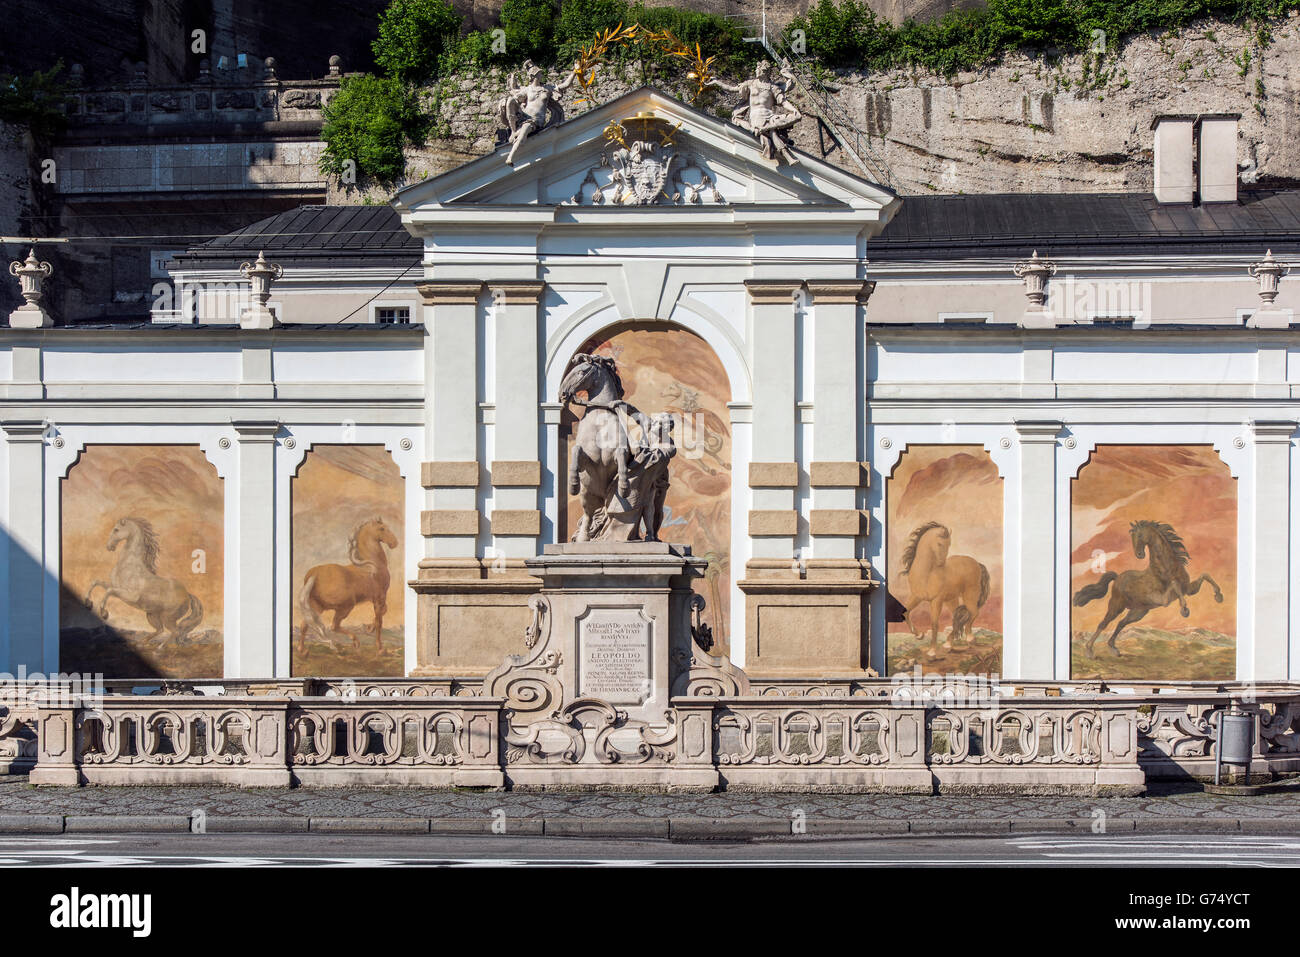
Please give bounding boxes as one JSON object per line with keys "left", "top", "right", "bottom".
{"left": 6, "top": 684, "right": 1296, "bottom": 791}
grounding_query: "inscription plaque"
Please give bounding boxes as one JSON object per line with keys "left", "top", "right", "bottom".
{"left": 579, "top": 607, "right": 652, "bottom": 705}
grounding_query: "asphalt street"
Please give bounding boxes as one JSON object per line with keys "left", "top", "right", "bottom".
{"left": 2, "top": 832, "right": 1299, "bottom": 866}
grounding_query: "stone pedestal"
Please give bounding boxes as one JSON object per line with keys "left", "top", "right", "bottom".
{"left": 483, "top": 542, "right": 740, "bottom": 789}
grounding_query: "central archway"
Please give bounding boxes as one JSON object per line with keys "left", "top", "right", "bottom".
{"left": 558, "top": 320, "right": 733, "bottom": 652}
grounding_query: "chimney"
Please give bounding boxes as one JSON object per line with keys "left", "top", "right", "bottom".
{"left": 1151, "top": 115, "right": 1195, "bottom": 203}
{"left": 1197, "top": 113, "right": 1240, "bottom": 203}
{"left": 1152, "top": 113, "right": 1241, "bottom": 204}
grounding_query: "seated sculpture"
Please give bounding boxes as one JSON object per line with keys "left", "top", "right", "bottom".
{"left": 707, "top": 60, "right": 803, "bottom": 166}
{"left": 498, "top": 59, "right": 584, "bottom": 166}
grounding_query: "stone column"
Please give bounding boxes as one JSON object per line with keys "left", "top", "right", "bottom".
{"left": 1249, "top": 420, "right": 1296, "bottom": 680}
{"left": 1013, "top": 420, "right": 1062, "bottom": 680}
{"left": 744, "top": 279, "right": 801, "bottom": 562}
{"left": 417, "top": 281, "right": 483, "bottom": 564}
{"left": 489, "top": 280, "right": 545, "bottom": 560}
{"left": 413, "top": 281, "right": 538, "bottom": 676}
{"left": 807, "top": 280, "right": 870, "bottom": 561}
{"left": 1, "top": 420, "right": 47, "bottom": 672}
{"left": 231, "top": 419, "right": 279, "bottom": 677}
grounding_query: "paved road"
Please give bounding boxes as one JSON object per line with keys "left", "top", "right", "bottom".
{"left": 2, "top": 833, "right": 1298, "bottom": 866}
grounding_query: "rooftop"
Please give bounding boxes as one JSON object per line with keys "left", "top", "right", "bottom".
{"left": 175, "top": 189, "right": 1300, "bottom": 268}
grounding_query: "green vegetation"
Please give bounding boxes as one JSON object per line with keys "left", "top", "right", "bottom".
{"left": 0, "top": 61, "right": 70, "bottom": 137}
{"left": 322, "top": 0, "right": 1300, "bottom": 182}
{"left": 372, "top": 0, "right": 464, "bottom": 84}
{"left": 319, "top": 74, "right": 426, "bottom": 184}
{"left": 789, "top": 0, "right": 1300, "bottom": 75}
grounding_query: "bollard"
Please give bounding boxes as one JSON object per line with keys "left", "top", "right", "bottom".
{"left": 1213, "top": 709, "right": 1254, "bottom": 786}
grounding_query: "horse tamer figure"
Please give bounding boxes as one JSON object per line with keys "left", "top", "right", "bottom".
{"left": 560, "top": 353, "right": 676, "bottom": 542}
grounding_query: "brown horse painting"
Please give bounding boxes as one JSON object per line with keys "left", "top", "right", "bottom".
{"left": 898, "top": 522, "right": 991, "bottom": 659}
{"left": 1073, "top": 519, "right": 1223, "bottom": 658}
{"left": 297, "top": 517, "right": 398, "bottom": 652}
{"left": 85, "top": 516, "right": 204, "bottom": 646}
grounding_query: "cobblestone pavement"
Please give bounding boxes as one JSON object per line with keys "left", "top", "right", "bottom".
{"left": 1, "top": 777, "right": 1298, "bottom": 823}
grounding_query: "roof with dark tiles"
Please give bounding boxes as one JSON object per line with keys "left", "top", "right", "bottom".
{"left": 172, "top": 189, "right": 1300, "bottom": 267}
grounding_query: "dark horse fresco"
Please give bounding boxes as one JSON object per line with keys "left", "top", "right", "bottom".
{"left": 1073, "top": 519, "right": 1224, "bottom": 658}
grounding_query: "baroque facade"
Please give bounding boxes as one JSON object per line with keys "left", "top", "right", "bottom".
{"left": 2, "top": 88, "right": 1299, "bottom": 790}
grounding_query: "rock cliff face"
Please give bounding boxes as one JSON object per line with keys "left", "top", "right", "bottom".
{"left": 329, "top": 17, "right": 1300, "bottom": 201}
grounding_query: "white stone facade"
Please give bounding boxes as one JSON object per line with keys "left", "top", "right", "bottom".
{"left": 1, "top": 87, "right": 1297, "bottom": 686}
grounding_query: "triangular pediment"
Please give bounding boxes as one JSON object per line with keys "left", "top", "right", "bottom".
{"left": 393, "top": 87, "right": 898, "bottom": 230}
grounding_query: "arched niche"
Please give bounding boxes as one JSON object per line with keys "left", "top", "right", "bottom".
{"left": 558, "top": 320, "right": 734, "bottom": 651}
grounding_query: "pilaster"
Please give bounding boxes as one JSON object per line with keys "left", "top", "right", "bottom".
{"left": 1250, "top": 420, "right": 1296, "bottom": 679}
{"left": 1, "top": 420, "right": 47, "bottom": 671}
{"left": 231, "top": 419, "right": 279, "bottom": 677}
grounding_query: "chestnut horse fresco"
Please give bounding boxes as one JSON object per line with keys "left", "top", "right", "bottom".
{"left": 898, "top": 522, "right": 991, "bottom": 659}
{"left": 85, "top": 517, "right": 204, "bottom": 645}
{"left": 297, "top": 517, "right": 398, "bottom": 652}
{"left": 1073, "top": 519, "right": 1224, "bottom": 658}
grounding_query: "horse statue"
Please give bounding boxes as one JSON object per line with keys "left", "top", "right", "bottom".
{"left": 898, "top": 522, "right": 990, "bottom": 660}
{"left": 297, "top": 517, "right": 398, "bottom": 653}
{"left": 560, "top": 353, "right": 676, "bottom": 542}
{"left": 1073, "top": 519, "right": 1223, "bottom": 659}
{"left": 85, "top": 517, "right": 204, "bottom": 645}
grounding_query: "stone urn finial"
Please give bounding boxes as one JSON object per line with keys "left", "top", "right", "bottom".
{"left": 238, "top": 250, "right": 282, "bottom": 329}
{"left": 8, "top": 248, "right": 54, "bottom": 328}
{"left": 328, "top": 54, "right": 342, "bottom": 77}
{"left": 1014, "top": 250, "right": 1057, "bottom": 308}
{"left": 1246, "top": 249, "right": 1292, "bottom": 328}
{"left": 1249, "top": 249, "right": 1288, "bottom": 305}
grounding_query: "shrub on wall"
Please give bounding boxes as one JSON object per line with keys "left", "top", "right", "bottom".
{"left": 502, "top": 0, "right": 561, "bottom": 63}
{"left": 319, "top": 74, "right": 425, "bottom": 184}
{"left": 789, "top": 0, "right": 1300, "bottom": 74}
{"left": 373, "top": 0, "right": 465, "bottom": 84}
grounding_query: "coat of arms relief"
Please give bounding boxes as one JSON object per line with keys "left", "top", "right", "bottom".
{"left": 570, "top": 111, "right": 726, "bottom": 207}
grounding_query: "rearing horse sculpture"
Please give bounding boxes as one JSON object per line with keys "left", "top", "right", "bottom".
{"left": 1073, "top": 519, "right": 1223, "bottom": 659}
{"left": 560, "top": 353, "right": 676, "bottom": 542}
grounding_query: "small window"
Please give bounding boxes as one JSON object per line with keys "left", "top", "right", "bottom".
{"left": 375, "top": 306, "right": 411, "bottom": 325}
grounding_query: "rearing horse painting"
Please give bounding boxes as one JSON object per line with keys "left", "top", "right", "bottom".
{"left": 898, "top": 522, "right": 991, "bottom": 660}
{"left": 85, "top": 517, "right": 204, "bottom": 645}
{"left": 1073, "top": 519, "right": 1223, "bottom": 658}
{"left": 297, "top": 517, "right": 398, "bottom": 652}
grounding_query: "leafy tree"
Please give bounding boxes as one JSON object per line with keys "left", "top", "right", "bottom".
{"left": 0, "top": 61, "right": 70, "bottom": 138}
{"left": 319, "top": 74, "right": 425, "bottom": 184}
{"left": 372, "top": 0, "right": 465, "bottom": 84}
{"left": 501, "top": 0, "right": 559, "bottom": 62}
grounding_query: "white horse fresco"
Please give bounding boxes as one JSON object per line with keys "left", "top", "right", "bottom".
{"left": 85, "top": 517, "right": 204, "bottom": 645}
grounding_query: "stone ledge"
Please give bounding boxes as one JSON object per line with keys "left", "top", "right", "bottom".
{"left": 420, "top": 509, "right": 480, "bottom": 536}
{"left": 744, "top": 278, "right": 804, "bottom": 305}
{"left": 748, "top": 461, "right": 799, "bottom": 488}
{"left": 490, "top": 509, "right": 541, "bottom": 536}
{"left": 809, "top": 461, "right": 869, "bottom": 488}
{"left": 809, "top": 509, "right": 866, "bottom": 537}
{"left": 417, "top": 280, "right": 483, "bottom": 305}
{"left": 806, "top": 279, "right": 874, "bottom": 304}
{"left": 490, "top": 460, "right": 542, "bottom": 486}
{"left": 748, "top": 509, "right": 798, "bottom": 537}
{"left": 422, "top": 461, "right": 479, "bottom": 488}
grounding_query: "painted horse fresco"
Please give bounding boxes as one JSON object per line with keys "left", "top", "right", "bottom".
{"left": 85, "top": 517, "right": 204, "bottom": 645}
{"left": 898, "top": 522, "right": 991, "bottom": 659}
{"left": 1073, "top": 519, "right": 1223, "bottom": 658}
{"left": 297, "top": 517, "right": 398, "bottom": 652}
